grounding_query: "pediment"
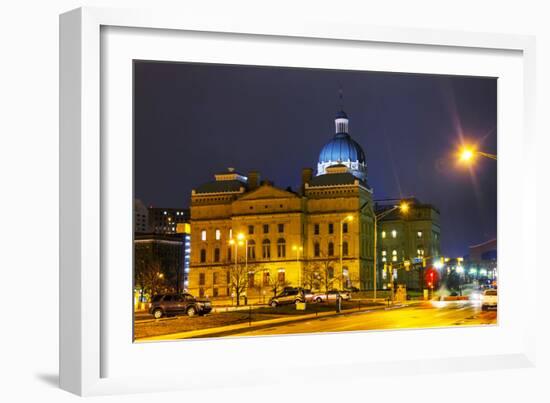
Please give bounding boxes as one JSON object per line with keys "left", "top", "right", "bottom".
{"left": 237, "top": 185, "right": 299, "bottom": 201}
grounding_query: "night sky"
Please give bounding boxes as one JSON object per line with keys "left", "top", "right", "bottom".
{"left": 134, "top": 61, "right": 497, "bottom": 258}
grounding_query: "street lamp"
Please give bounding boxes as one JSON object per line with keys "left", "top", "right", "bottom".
{"left": 458, "top": 145, "right": 497, "bottom": 163}
{"left": 340, "top": 215, "right": 353, "bottom": 290}
{"left": 372, "top": 201, "right": 410, "bottom": 301}
{"left": 292, "top": 245, "right": 303, "bottom": 287}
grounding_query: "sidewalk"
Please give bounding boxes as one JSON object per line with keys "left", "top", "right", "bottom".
{"left": 136, "top": 301, "right": 417, "bottom": 341}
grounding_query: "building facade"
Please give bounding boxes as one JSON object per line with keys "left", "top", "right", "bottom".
{"left": 134, "top": 233, "right": 188, "bottom": 296}
{"left": 134, "top": 206, "right": 192, "bottom": 296}
{"left": 187, "top": 108, "right": 440, "bottom": 298}
{"left": 375, "top": 199, "right": 441, "bottom": 290}
{"left": 188, "top": 109, "right": 379, "bottom": 298}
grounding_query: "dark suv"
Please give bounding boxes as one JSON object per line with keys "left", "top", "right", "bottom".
{"left": 149, "top": 293, "right": 212, "bottom": 319}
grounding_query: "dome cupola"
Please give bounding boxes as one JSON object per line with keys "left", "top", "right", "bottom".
{"left": 317, "top": 109, "right": 367, "bottom": 182}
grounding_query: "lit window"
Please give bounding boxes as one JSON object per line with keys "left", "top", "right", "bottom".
{"left": 277, "top": 238, "right": 286, "bottom": 258}
{"left": 229, "top": 229, "right": 233, "bottom": 239}
{"left": 392, "top": 249, "right": 397, "bottom": 261}
{"left": 391, "top": 230, "right": 397, "bottom": 238}
{"left": 163, "top": 211, "right": 167, "bottom": 215}
{"left": 417, "top": 231, "right": 423, "bottom": 238}
{"left": 382, "top": 250, "right": 387, "bottom": 256}
{"left": 392, "top": 256, "right": 397, "bottom": 262}
{"left": 381, "top": 231, "right": 386, "bottom": 239}
{"left": 392, "top": 250, "right": 397, "bottom": 255}
{"left": 382, "top": 257, "right": 387, "bottom": 262}
{"left": 201, "top": 230, "right": 206, "bottom": 241}
{"left": 215, "top": 229, "right": 221, "bottom": 240}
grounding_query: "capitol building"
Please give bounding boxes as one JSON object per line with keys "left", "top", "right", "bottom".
{"left": 187, "top": 107, "right": 440, "bottom": 299}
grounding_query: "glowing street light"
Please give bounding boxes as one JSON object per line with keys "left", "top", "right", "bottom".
{"left": 292, "top": 245, "right": 303, "bottom": 286}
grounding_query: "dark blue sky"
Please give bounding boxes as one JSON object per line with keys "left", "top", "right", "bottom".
{"left": 134, "top": 61, "right": 497, "bottom": 258}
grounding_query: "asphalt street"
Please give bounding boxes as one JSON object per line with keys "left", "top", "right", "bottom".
{"left": 223, "top": 301, "right": 497, "bottom": 337}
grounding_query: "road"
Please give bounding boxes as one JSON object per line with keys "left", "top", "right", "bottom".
{"left": 222, "top": 301, "right": 497, "bottom": 338}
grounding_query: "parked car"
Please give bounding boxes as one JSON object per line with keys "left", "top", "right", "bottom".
{"left": 481, "top": 289, "right": 498, "bottom": 311}
{"left": 344, "top": 286, "right": 360, "bottom": 293}
{"left": 313, "top": 290, "right": 350, "bottom": 303}
{"left": 149, "top": 293, "right": 212, "bottom": 319}
{"left": 269, "top": 289, "right": 305, "bottom": 307}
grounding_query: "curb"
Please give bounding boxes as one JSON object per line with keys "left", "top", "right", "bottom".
{"left": 136, "top": 302, "right": 413, "bottom": 341}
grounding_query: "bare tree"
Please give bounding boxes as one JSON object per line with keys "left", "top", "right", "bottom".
{"left": 301, "top": 264, "right": 321, "bottom": 291}
{"left": 308, "top": 254, "right": 339, "bottom": 296}
{"left": 227, "top": 258, "right": 258, "bottom": 306}
{"left": 135, "top": 256, "right": 166, "bottom": 301}
{"left": 267, "top": 271, "right": 291, "bottom": 297}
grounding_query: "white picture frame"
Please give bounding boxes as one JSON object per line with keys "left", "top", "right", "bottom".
{"left": 60, "top": 6, "right": 537, "bottom": 396}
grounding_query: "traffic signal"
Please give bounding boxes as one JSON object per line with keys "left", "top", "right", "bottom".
{"left": 424, "top": 267, "right": 438, "bottom": 289}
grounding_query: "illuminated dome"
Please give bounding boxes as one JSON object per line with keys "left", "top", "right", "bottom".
{"left": 317, "top": 110, "right": 367, "bottom": 182}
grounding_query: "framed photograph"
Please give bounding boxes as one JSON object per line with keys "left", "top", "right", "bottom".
{"left": 60, "top": 7, "right": 537, "bottom": 396}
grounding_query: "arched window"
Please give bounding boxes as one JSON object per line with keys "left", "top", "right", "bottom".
{"left": 314, "top": 242, "right": 320, "bottom": 257}
{"left": 214, "top": 248, "right": 220, "bottom": 262}
{"left": 278, "top": 268, "right": 285, "bottom": 283}
{"left": 342, "top": 241, "right": 349, "bottom": 256}
{"left": 277, "top": 238, "right": 286, "bottom": 258}
{"left": 201, "top": 230, "right": 207, "bottom": 241}
{"left": 200, "top": 249, "right": 206, "bottom": 263}
{"left": 328, "top": 242, "right": 334, "bottom": 256}
{"left": 262, "top": 239, "right": 271, "bottom": 259}
{"left": 247, "top": 240, "right": 256, "bottom": 260}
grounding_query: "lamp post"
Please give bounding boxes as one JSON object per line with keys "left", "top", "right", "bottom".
{"left": 339, "top": 215, "right": 353, "bottom": 290}
{"left": 292, "top": 245, "right": 303, "bottom": 287}
{"left": 237, "top": 232, "right": 247, "bottom": 270}
{"left": 372, "top": 201, "right": 410, "bottom": 301}
{"left": 229, "top": 233, "right": 246, "bottom": 305}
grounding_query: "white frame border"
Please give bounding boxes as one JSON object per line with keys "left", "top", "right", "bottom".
{"left": 59, "top": 6, "right": 537, "bottom": 396}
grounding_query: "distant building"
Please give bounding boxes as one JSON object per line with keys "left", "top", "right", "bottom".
{"left": 134, "top": 199, "right": 150, "bottom": 233}
{"left": 375, "top": 198, "right": 441, "bottom": 290}
{"left": 465, "top": 238, "right": 497, "bottom": 285}
{"left": 148, "top": 207, "right": 190, "bottom": 234}
{"left": 134, "top": 232, "right": 189, "bottom": 294}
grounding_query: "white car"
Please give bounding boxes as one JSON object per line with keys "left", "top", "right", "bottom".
{"left": 313, "top": 290, "right": 351, "bottom": 303}
{"left": 481, "top": 289, "right": 498, "bottom": 311}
